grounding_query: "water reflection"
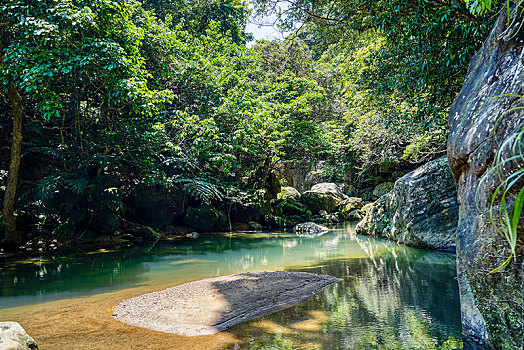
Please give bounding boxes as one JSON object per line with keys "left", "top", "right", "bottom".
{"left": 228, "top": 234, "right": 462, "bottom": 349}
{"left": 0, "top": 224, "right": 462, "bottom": 349}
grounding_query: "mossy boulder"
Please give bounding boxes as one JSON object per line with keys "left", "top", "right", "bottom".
{"left": 248, "top": 221, "right": 263, "bottom": 230}
{"left": 339, "top": 197, "right": 363, "bottom": 214}
{"left": 183, "top": 205, "right": 225, "bottom": 232}
{"left": 277, "top": 186, "right": 301, "bottom": 201}
{"left": 275, "top": 199, "right": 308, "bottom": 216}
{"left": 300, "top": 192, "right": 339, "bottom": 214}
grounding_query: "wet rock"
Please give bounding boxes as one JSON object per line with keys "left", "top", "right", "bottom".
{"left": 185, "top": 232, "right": 199, "bottom": 239}
{"left": 447, "top": 8, "right": 524, "bottom": 347}
{"left": 277, "top": 186, "right": 301, "bottom": 200}
{"left": 0, "top": 322, "right": 39, "bottom": 350}
{"left": 356, "top": 157, "right": 458, "bottom": 251}
{"left": 293, "top": 222, "right": 329, "bottom": 234}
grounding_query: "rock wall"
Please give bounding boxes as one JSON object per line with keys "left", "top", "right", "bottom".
{"left": 447, "top": 7, "right": 524, "bottom": 348}
{"left": 356, "top": 157, "right": 458, "bottom": 251}
{"left": 273, "top": 160, "right": 330, "bottom": 192}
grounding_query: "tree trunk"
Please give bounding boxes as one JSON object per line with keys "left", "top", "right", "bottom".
{"left": 2, "top": 84, "right": 23, "bottom": 249}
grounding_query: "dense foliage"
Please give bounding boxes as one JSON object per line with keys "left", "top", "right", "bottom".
{"left": 253, "top": 0, "right": 498, "bottom": 170}
{"left": 0, "top": 0, "right": 498, "bottom": 249}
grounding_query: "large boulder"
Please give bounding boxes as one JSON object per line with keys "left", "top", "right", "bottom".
{"left": 339, "top": 197, "right": 363, "bottom": 214}
{"left": 308, "top": 183, "right": 347, "bottom": 200}
{"left": 277, "top": 186, "right": 301, "bottom": 201}
{"left": 0, "top": 322, "right": 38, "bottom": 349}
{"left": 274, "top": 199, "right": 309, "bottom": 216}
{"left": 356, "top": 157, "right": 458, "bottom": 251}
{"left": 293, "top": 222, "right": 329, "bottom": 235}
{"left": 300, "top": 192, "right": 340, "bottom": 214}
{"left": 447, "top": 8, "right": 524, "bottom": 348}
{"left": 300, "top": 183, "right": 345, "bottom": 214}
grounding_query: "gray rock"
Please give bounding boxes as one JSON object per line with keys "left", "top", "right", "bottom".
{"left": 185, "top": 232, "right": 199, "bottom": 239}
{"left": 323, "top": 214, "right": 340, "bottom": 224}
{"left": 273, "top": 160, "right": 330, "bottom": 192}
{"left": 300, "top": 192, "right": 340, "bottom": 214}
{"left": 347, "top": 209, "right": 363, "bottom": 221}
{"left": 447, "top": 8, "right": 524, "bottom": 347}
{"left": 339, "top": 197, "right": 363, "bottom": 214}
{"left": 356, "top": 157, "right": 458, "bottom": 251}
{"left": 293, "top": 222, "right": 329, "bottom": 235}
{"left": 277, "top": 186, "right": 301, "bottom": 200}
{"left": 307, "top": 183, "right": 347, "bottom": 200}
{"left": 0, "top": 322, "right": 38, "bottom": 350}
{"left": 300, "top": 183, "right": 345, "bottom": 213}
{"left": 372, "top": 182, "right": 394, "bottom": 199}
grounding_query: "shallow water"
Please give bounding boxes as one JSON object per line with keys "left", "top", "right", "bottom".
{"left": 0, "top": 223, "right": 462, "bottom": 349}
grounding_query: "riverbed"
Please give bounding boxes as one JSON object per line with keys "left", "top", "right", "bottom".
{"left": 0, "top": 223, "right": 462, "bottom": 349}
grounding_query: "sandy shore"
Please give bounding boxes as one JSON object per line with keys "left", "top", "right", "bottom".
{"left": 113, "top": 271, "right": 341, "bottom": 336}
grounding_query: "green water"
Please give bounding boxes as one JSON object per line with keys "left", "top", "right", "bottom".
{"left": 0, "top": 223, "right": 462, "bottom": 349}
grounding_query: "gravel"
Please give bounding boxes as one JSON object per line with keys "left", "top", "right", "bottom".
{"left": 112, "top": 271, "right": 341, "bottom": 336}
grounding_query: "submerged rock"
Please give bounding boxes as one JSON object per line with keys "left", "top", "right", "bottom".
{"left": 356, "top": 157, "right": 458, "bottom": 251}
{"left": 113, "top": 271, "right": 341, "bottom": 336}
{"left": 293, "top": 222, "right": 329, "bottom": 235}
{"left": 447, "top": 7, "right": 524, "bottom": 347}
{"left": 0, "top": 322, "right": 39, "bottom": 350}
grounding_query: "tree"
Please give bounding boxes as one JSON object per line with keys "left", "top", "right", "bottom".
{"left": 0, "top": 0, "right": 171, "bottom": 248}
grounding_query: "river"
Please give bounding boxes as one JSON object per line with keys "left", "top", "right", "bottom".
{"left": 0, "top": 223, "right": 462, "bottom": 349}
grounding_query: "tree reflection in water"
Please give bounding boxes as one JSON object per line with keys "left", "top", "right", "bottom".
{"left": 230, "top": 235, "right": 462, "bottom": 350}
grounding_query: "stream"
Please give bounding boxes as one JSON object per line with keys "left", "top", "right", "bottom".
{"left": 0, "top": 223, "right": 462, "bottom": 349}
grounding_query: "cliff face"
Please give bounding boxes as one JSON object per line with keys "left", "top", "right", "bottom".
{"left": 447, "top": 7, "right": 524, "bottom": 348}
